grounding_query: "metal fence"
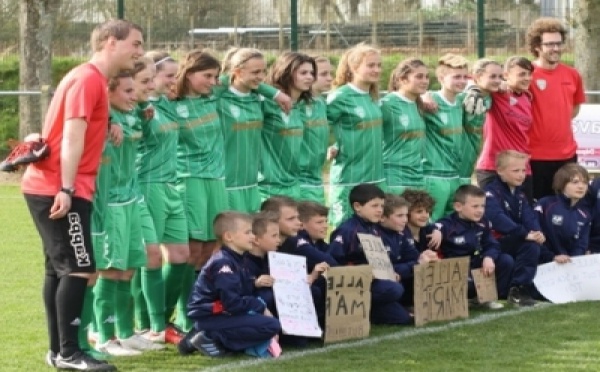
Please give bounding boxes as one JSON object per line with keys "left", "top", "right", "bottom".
{"left": 0, "top": 0, "right": 574, "bottom": 59}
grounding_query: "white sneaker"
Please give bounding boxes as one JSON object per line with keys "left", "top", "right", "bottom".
{"left": 140, "top": 330, "right": 165, "bottom": 343}
{"left": 119, "top": 334, "right": 165, "bottom": 351}
{"left": 483, "top": 301, "right": 504, "bottom": 310}
{"left": 96, "top": 339, "right": 142, "bottom": 357}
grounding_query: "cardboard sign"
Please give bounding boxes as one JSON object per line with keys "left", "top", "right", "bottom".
{"left": 413, "top": 257, "right": 469, "bottom": 327}
{"left": 324, "top": 265, "right": 372, "bottom": 343}
{"left": 471, "top": 268, "right": 498, "bottom": 303}
{"left": 269, "top": 252, "right": 322, "bottom": 338}
{"left": 533, "top": 254, "right": 600, "bottom": 303}
{"left": 357, "top": 233, "right": 397, "bottom": 281}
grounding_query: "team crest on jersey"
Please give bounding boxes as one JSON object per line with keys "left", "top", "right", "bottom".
{"left": 218, "top": 265, "right": 233, "bottom": 274}
{"left": 454, "top": 236, "right": 466, "bottom": 245}
{"left": 439, "top": 112, "right": 448, "bottom": 125}
{"left": 354, "top": 106, "right": 365, "bottom": 119}
{"left": 230, "top": 105, "right": 240, "bottom": 119}
{"left": 281, "top": 112, "right": 290, "bottom": 124}
{"left": 125, "top": 115, "right": 135, "bottom": 127}
{"left": 551, "top": 215, "right": 563, "bottom": 226}
{"left": 176, "top": 104, "right": 189, "bottom": 119}
{"left": 305, "top": 105, "right": 313, "bottom": 117}
{"left": 399, "top": 114, "right": 409, "bottom": 127}
{"left": 536, "top": 79, "right": 547, "bottom": 90}
{"left": 509, "top": 96, "right": 518, "bottom": 106}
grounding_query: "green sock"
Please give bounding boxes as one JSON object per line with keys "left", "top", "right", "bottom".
{"left": 162, "top": 263, "right": 187, "bottom": 324}
{"left": 93, "top": 277, "right": 118, "bottom": 344}
{"left": 115, "top": 280, "right": 135, "bottom": 340}
{"left": 131, "top": 269, "right": 150, "bottom": 331}
{"left": 78, "top": 286, "right": 95, "bottom": 350}
{"left": 174, "top": 264, "right": 195, "bottom": 332}
{"left": 142, "top": 267, "right": 165, "bottom": 332}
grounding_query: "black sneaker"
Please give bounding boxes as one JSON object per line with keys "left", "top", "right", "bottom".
{"left": 45, "top": 350, "right": 57, "bottom": 367}
{"left": 189, "top": 331, "right": 230, "bottom": 357}
{"left": 177, "top": 331, "right": 197, "bottom": 356}
{"left": 55, "top": 351, "right": 116, "bottom": 371}
{"left": 0, "top": 139, "right": 50, "bottom": 172}
{"left": 508, "top": 286, "right": 537, "bottom": 307}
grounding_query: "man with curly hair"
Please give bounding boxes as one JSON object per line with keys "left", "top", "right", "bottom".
{"left": 526, "top": 17, "right": 585, "bottom": 200}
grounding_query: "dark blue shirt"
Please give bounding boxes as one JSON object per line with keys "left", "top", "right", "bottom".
{"left": 584, "top": 178, "right": 600, "bottom": 253}
{"left": 379, "top": 225, "right": 421, "bottom": 279}
{"left": 279, "top": 230, "right": 338, "bottom": 272}
{"left": 437, "top": 212, "right": 501, "bottom": 267}
{"left": 328, "top": 214, "right": 381, "bottom": 265}
{"left": 188, "top": 246, "right": 266, "bottom": 319}
{"left": 534, "top": 194, "right": 592, "bottom": 257}
{"left": 484, "top": 176, "right": 540, "bottom": 239}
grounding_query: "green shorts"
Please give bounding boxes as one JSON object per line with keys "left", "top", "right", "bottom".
{"left": 259, "top": 184, "right": 302, "bottom": 203}
{"left": 424, "top": 176, "right": 462, "bottom": 220}
{"left": 298, "top": 184, "right": 326, "bottom": 204}
{"left": 137, "top": 195, "right": 158, "bottom": 245}
{"left": 459, "top": 177, "right": 473, "bottom": 186}
{"left": 139, "top": 182, "right": 188, "bottom": 244}
{"left": 226, "top": 185, "right": 260, "bottom": 213}
{"left": 95, "top": 201, "right": 147, "bottom": 270}
{"left": 180, "top": 178, "right": 228, "bottom": 241}
{"left": 328, "top": 181, "right": 384, "bottom": 228}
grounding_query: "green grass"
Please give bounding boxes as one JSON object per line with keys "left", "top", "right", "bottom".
{"left": 1, "top": 184, "right": 600, "bottom": 371}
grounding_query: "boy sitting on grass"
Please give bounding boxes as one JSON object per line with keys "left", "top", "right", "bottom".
{"left": 401, "top": 189, "right": 442, "bottom": 253}
{"left": 328, "top": 184, "right": 413, "bottom": 325}
{"left": 437, "top": 185, "right": 514, "bottom": 309}
{"left": 180, "top": 212, "right": 281, "bottom": 357}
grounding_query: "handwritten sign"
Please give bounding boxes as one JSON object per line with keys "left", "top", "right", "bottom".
{"left": 357, "top": 233, "right": 397, "bottom": 281}
{"left": 471, "top": 268, "right": 498, "bottom": 303}
{"left": 269, "top": 252, "right": 322, "bottom": 338}
{"left": 413, "top": 257, "right": 469, "bottom": 327}
{"left": 572, "top": 104, "right": 600, "bottom": 172}
{"left": 533, "top": 254, "right": 600, "bottom": 303}
{"left": 324, "top": 265, "right": 372, "bottom": 343}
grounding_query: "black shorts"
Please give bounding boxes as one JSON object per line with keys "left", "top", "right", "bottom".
{"left": 24, "top": 194, "right": 96, "bottom": 276}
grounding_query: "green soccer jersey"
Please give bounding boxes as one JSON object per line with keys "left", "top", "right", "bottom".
{"left": 422, "top": 91, "right": 464, "bottom": 177}
{"left": 91, "top": 141, "right": 113, "bottom": 234}
{"left": 174, "top": 94, "right": 225, "bottom": 179}
{"left": 217, "top": 87, "right": 264, "bottom": 188}
{"left": 381, "top": 92, "right": 426, "bottom": 187}
{"left": 296, "top": 97, "right": 329, "bottom": 186}
{"left": 259, "top": 98, "right": 304, "bottom": 187}
{"left": 327, "top": 84, "right": 384, "bottom": 185}
{"left": 458, "top": 92, "right": 491, "bottom": 178}
{"left": 137, "top": 96, "right": 179, "bottom": 184}
{"left": 108, "top": 108, "right": 142, "bottom": 203}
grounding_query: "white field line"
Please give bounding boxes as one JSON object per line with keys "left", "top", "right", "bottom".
{"left": 202, "top": 304, "right": 550, "bottom": 372}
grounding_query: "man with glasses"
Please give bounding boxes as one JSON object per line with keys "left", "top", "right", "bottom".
{"left": 526, "top": 17, "right": 585, "bottom": 200}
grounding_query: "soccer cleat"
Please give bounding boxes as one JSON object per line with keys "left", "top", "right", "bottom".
{"left": 46, "top": 350, "right": 57, "bottom": 367}
{"left": 119, "top": 334, "right": 165, "bottom": 351}
{"left": 508, "top": 286, "right": 537, "bottom": 307}
{"left": 189, "top": 331, "right": 230, "bottom": 357}
{"left": 0, "top": 139, "right": 50, "bottom": 172}
{"left": 55, "top": 351, "right": 116, "bottom": 371}
{"left": 95, "top": 339, "right": 142, "bottom": 357}
{"left": 177, "top": 332, "right": 198, "bottom": 356}
{"left": 139, "top": 330, "right": 165, "bottom": 343}
{"left": 165, "top": 324, "right": 185, "bottom": 345}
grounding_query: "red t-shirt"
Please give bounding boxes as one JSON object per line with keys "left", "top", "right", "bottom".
{"left": 22, "top": 63, "right": 109, "bottom": 201}
{"left": 529, "top": 63, "right": 585, "bottom": 160}
{"left": 476, "top": 91, "right": 532, "bottom": 173}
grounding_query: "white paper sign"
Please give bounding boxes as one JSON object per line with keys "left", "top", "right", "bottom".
{"left": 269, "top": 251, "right": 323, "bottom": 338}
{"left": 533, "top": 254, "right": 600, "bottom": 303}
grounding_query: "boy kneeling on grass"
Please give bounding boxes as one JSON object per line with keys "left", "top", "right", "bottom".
{"left": 437, "top": 185, "right": 515, "bottom": 309}
{"left": 328, "top": 184, "right": 413, "bottom": 325}
{"left": 179, "top": 212, "right": 281, "bottom": 358}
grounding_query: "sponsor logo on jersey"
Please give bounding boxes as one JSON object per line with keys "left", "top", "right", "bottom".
{"left": 454, "top": 236, "right": 466, "bottom": 245}
{"left": 552, "top": 214, "right": 563, "bottom": 226}
{"left": 399, "top": 114, "right": 409, "bottom": 127}
{"left": 230, "top": 105, "right": 240, "bottom": 119}
{"left": 536, "top": 79, "right": 547, "bottom": 90}
{"left": 354, "top": 106, "right": 365, "bottom": 119}
{"left": 176, "top": 104, "right": 189, "bottom": 118}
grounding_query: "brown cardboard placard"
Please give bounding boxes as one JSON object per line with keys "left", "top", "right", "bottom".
{"left": 357, "top": 233, "right": 397, "bottom": 281}
{"left": 413, "top": 257, "right": 469, "bottom": 327}
{"left": 324, "top": 265, "right": 372, "bottom": 343}
{"left": 471, "top": 268, "right": 498, "bottom": 303}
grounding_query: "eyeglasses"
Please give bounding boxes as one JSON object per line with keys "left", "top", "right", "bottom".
{"left": 541, "top": 41, "right": 564, "bottom": 48}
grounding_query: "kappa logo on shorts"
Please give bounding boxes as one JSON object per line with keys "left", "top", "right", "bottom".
{"left": 399, "top": 114, "right": 409, "bottom": 127}
{"left": 68, "top": 212, "right": 91, "bottom": 267}
{"left": 536, "top": 79, "right": 547, "bottom": 90}
{"left": 551, "top": 214, "right": 563, "bottom": 226}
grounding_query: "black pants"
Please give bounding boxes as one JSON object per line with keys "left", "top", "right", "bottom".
{"left": 530, "top": 156, "right": 577, "bottom": 201}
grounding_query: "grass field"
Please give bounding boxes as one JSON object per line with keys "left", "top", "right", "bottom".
{"left": 2, "top": 184, "right": 600, "bottom": 371}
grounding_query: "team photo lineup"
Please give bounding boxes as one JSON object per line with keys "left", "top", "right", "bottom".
{"left": 6, "top": 13, "right": 600, "bottom": 372}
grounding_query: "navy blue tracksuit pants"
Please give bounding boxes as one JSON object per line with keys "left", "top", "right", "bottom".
{"left": 195, "top": 314, "right": 281, "bottom": 351}
{"left": 370, "top": 279, "right": 412, "bottom": 325}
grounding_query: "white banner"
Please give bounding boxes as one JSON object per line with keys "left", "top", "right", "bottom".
{"left": 572, "top": 104, "right": 600, "bottom": 171}
{"left": 533, "top": 254, "right": 600, "bottom": 304}
{"left": 269, "top": 251, "right": 322, "bottom": 338}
